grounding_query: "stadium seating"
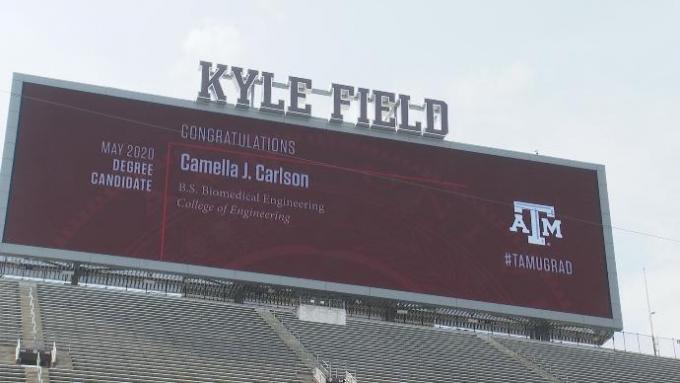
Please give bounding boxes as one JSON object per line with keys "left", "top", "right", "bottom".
{"left": 36, "top": 283, "right": 305, "bottom": 383}
{"left": 0, "top": 280, "right": 25, "bottom": 382}
{"left": 0, "top": 279, "right": 22, "bottom": 343}
{"left": 496, "top": 336, "right": 680, "bottom": 383}
{"left": 0, "top": 364, "right": 26, "bottom": 382}
{"left": 276, "top": 311, "right": 548, "bottom": 383}
{"left": 1, "top": 277, "right": 680, "bottom": 383}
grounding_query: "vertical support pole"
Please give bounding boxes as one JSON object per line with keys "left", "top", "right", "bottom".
{"left": 70, "top": 263, "right": 81, "bottom": 286}
{"left": 643, "top": 268, "right": 658, "bottom": 356}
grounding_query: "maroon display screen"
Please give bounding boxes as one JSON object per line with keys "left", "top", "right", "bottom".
{"left": 3, "top": 82, "right": 613, "bottom": 318}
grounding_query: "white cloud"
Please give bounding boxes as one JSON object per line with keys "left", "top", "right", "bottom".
{"left": 253, "top": 0, "right": 286, "bottom": 23}
{"left": 181, "top": 23, "right": 243, "bottom": 63}
{"left": 451, "top": 61, "right": 534, "bottom": 113}
{"left": 447, "top": 61, "right": 537, "bottom": 150}
{"left": 164, "top": 21, "right": 244, "bottom": 100}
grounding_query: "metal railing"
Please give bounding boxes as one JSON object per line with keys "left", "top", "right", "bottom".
{"left": 602, "top": 331, "right": 679, "bottom": 359}
{"left": 3, "top": 256, "right": 679, "bottom": 362}
{"left": 276, "top": 312, "right": 358, "bottom": 382}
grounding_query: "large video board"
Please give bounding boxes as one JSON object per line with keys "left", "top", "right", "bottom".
{"left": 0, "top": 74, "right": 621, "bottom": 329}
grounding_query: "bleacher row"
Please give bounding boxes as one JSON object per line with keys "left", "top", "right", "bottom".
{"left": 277, "top": 311, "right": 546, "bottom": 383}
{"left": 0, "top": 278, "right": 679, "bottom": 383}
{"left": 0, "top": 279, "right": 25, "bottom": 382}
{"left": 0, "top": 279, "right": 21, "bottom": 343}
{"left": 496, "top": 336, "right": 680, "bottom": 383}
{"left": 38, "top": 284, "right": 304, "bottom": 383}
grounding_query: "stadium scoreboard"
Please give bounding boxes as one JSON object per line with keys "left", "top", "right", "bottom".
{"left": 0, "top": 71, "right": 622, "bottom": 331}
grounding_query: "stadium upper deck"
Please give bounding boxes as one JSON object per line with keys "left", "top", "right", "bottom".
{"left": 1, "top": 267, "right": 679, "bottom": 383}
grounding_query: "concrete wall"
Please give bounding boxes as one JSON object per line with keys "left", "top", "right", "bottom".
{"left": 297, "top": 304, "right": 346, "bottom": 325}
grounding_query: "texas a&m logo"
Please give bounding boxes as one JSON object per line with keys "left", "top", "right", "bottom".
{"left": 509, "top": 201, "right": 563, "bottom": 246}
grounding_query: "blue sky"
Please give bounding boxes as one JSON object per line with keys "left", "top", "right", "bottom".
{"left": 1, "top": 1, "right": 679, "bottom": 342}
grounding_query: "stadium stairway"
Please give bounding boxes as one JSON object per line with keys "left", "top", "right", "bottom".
{"left": 478, "top": 334, "right": 561, "bottom": 383}
{"left": 275, "top": 310, "right": 553, "bottom": 383}
{"left": 256, "top": 308, "right": 317, "bottom": 383}
{"left": 24, "top": 367, "right": 48, "bottom": 383}
{"left": 18, "top": 282, "right": 45, "bottom": 350}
